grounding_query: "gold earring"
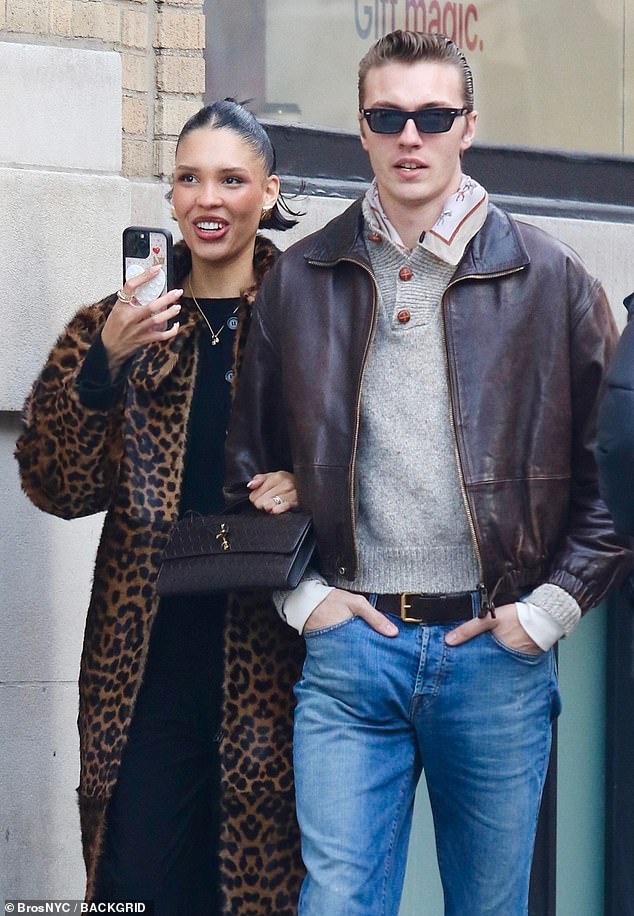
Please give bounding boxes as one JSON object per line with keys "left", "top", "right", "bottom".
{"left": 261, "top": 207, "right": 272, "bottom": 221}
{"left": 170, "top": 205, "right": 178, "bottom": 221}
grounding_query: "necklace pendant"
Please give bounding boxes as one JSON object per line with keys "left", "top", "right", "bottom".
{"left": 211, "top": 335, "right": 220, "bottom": 346}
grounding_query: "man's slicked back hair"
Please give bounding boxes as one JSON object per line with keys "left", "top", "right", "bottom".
{"left": 358, "top": 30, "right": 475, "bottom": 111}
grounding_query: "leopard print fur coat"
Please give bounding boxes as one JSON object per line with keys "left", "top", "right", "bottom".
{"left": 15, "top": 236, "right": 305, "bottom": 914}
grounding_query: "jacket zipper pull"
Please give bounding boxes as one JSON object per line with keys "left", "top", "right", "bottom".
{"left": 478, "top": 583, "right": 497, "bottom": 619}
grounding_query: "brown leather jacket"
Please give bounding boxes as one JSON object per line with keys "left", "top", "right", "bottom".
{"left": 225, "top": 199, "right": 632, "bottom": 612}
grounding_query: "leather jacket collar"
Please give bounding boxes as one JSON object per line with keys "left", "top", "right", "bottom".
{"left": 302, "top": 197, "right": 531, "bottom": 282}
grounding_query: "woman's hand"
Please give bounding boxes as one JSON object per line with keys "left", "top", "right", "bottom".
{"left": 101, "top": 265, "right": 183, "bottom": 375}
{"left": 247, "top": 471, "right": 299, "bottom": 514}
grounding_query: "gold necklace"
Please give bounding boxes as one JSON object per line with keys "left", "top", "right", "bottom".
{"left": 188, "top": 280, "right": 239, "bottom": 346}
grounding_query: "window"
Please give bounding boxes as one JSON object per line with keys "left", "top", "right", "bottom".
{"left": 204, "top": 0, "right": 633, "bottom": 157}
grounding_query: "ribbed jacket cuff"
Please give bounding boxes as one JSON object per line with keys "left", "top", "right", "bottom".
{"left": 523, "top": 583, "right": 581, "bottom": 636}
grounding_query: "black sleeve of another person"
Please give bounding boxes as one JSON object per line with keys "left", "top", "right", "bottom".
{"left": 597, "top": 293, "right": 634, "bottom": 535}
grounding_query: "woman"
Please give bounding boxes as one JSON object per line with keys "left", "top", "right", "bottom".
{"left": 15, "top": 101, "right": 305, "bottom": 914}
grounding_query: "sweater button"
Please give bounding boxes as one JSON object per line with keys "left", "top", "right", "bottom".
{"left": 338, "top": 566, "right": 346, "bottom": 575}
{"left": 398, "top": 266, "right": 413, "bottom": 281}
{"left": 397, "top": 309, "right": 411, "bottom": 324}
{"left": 367, "top": 231, "right": 382, "bottom": 242}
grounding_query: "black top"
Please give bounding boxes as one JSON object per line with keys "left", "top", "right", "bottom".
{"left": 179, "top": 297, "right": 240, "bottom": 516}
{"left": 597, "top": 292, "right": 634, "bottom": 535}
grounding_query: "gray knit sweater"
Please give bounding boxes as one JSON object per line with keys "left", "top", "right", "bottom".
{"left": 333, "top": 222, "right": 481, "bottom": 594}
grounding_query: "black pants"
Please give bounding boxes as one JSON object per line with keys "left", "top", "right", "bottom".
{"left": 95, "top": 595, "right": 225, "bottom": 915}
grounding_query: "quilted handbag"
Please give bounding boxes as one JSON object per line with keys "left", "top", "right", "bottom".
{"left": 156, "top": 507, "right": 315, "bottom": 597}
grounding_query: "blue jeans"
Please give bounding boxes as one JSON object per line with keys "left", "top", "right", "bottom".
{"left": 294, "top": 612, "right": 561, "bottom": 916}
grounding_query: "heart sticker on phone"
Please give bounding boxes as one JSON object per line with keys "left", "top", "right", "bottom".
{"left": 125, "top": 262, "right": 167, "bottom": 306}
{"left": 152, "top": 246, "right": 160, "bottom": 254}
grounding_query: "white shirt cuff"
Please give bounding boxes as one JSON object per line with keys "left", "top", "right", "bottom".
{"left": 516, "top": 601, "right": 566, "bottom": 651}
{"left": 273, "top": 568, "right": 334, "bottom": 634}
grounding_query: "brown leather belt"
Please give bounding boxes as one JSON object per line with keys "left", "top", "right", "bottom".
{"left": 362, "top": 590, "right": 480, "bottom": 624}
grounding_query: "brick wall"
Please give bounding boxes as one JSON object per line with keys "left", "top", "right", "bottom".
{"left": 1, "top": 0, "right": 205, "bottom": 178}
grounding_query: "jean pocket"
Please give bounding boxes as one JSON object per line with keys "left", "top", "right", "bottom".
{"left": 304, "top": 615, "right": 358, "bottom": 639}
{"left": 488, "top": 631, "right": 547, "bottom": 664}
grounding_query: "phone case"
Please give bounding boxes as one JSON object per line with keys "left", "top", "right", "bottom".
{"left": 122, "top": 227, "right": 174, "bottom": 306}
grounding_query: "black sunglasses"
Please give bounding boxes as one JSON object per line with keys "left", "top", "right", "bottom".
{"left": 361, "top": 107, "right": 468, "bottom": 135}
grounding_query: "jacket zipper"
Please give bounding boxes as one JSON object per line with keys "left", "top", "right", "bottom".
{"left": 442, "top": 267, "right": 525, "bottom": 616}
{"left": 307, "top": 255, "right": 378, "bottom": 575}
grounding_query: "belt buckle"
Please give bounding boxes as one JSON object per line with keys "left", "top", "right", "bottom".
{"left": 400, "top": 593, "right": 419, "bottom": 623}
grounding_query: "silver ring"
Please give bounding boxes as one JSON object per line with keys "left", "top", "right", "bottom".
{"left": 272, "top": 495, "right": 284, "bottom": 506}
{"left": 116, "top": 288, "right": 133, "bottom": 303}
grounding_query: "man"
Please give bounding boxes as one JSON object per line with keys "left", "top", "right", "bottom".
{"left": 225, "top": 30, "right": 631, "bottom": 916}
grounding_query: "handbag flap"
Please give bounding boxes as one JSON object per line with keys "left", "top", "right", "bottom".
{"left": 163, "top": 511, "right": 313, "bottom": 561}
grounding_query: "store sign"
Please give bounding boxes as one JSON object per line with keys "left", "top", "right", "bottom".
{"left": 354, "top": 1, "right": 483, "bottom": 52}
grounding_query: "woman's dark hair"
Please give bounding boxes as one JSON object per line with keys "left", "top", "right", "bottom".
{"left": 169, "top": 99, "right": 299, "bottom": 232}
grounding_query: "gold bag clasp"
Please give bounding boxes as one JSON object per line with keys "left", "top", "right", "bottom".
{"left": 215, "top": 522, "right": 230, "bottom": 552}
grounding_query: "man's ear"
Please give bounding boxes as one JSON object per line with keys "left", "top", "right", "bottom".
{"left": 358, "top": 112, "right": 369, "bottom": 152}
{"left": 460, "top": 110, "right": 478, "bottom": 154}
